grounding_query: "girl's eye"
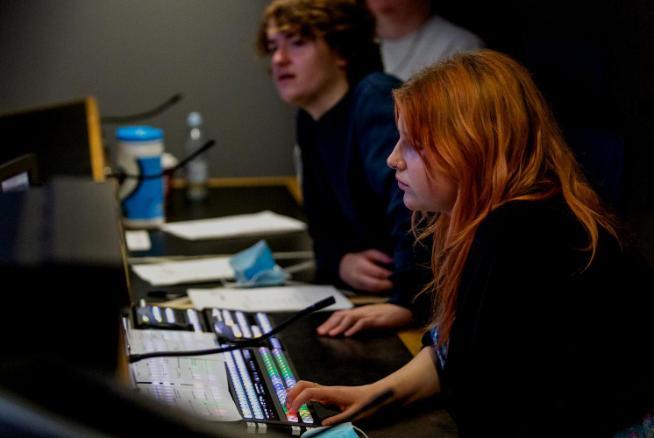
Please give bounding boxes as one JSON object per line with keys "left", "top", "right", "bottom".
{"left": 407, "top": 138, "right": 423, "bottom": 152}
{"left": 401, "top": 140, "right": 418, "bottom": 152}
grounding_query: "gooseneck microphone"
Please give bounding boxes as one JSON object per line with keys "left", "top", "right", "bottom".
{"left": 101, "top": 93, "right": 183, "bottom": 124}
{"left": 128, "top": 296, "right": 336, "bottom": 363}
{"left": 106, "top": 139, "right": 215, "bottom": 183}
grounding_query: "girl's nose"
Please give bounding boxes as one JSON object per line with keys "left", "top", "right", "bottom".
{"left": 387, "top": 144, "right": 405, "bottom": 170}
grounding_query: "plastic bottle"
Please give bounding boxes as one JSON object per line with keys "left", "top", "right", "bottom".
{"left": 184, "top": 111, "right": 208, "bottom": 201}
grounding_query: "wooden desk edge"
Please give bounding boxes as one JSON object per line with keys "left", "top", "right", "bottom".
{"left": 397, "top": 327, "right": 424, "bottom": 356}
{"left": 171, "top": 176, "right": 302, "bottom": 204}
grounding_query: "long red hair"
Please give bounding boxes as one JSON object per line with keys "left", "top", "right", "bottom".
{"left": 393, "top": 50, "right": 617, "bottom": 344}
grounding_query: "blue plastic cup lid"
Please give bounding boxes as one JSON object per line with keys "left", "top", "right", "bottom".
{"left": 116, "top": 125, "right": 163, "bottom": 142}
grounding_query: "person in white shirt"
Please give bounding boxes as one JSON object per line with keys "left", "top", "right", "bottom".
{"left": 367, "top": 0, "right": 483, "bottom": 80}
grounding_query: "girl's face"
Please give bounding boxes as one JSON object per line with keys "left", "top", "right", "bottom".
{"left": 387, "top": 115, "right": 457, "bottom": 214}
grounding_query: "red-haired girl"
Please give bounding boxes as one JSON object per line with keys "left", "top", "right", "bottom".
{"left": 288, "top": 50, "right": 654, "bottom": 436}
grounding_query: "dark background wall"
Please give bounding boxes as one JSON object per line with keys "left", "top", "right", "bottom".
{"left": 2, "top": 1, "right": 652, "bottom": 198}
{"left": 0, "top": 0, "right": 297, "bottom": 178}
{"left": 1, "top": 0, "right": 653, "bottom": 255}
{"left": 438, "top": 0, "right": 654, "bottom": 258}
{"left": 438, "top": 0, "right": 654, "bottom": 212}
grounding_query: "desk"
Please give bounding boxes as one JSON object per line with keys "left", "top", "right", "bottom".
{"left": 129, "top": 184, "right": 314, "bottom": 302}
{"left": 128, "top": 184, "right": 457, "bottom": 437}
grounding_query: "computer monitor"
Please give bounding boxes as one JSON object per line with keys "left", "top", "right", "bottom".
{"left": 0, "top": 97, "right": 105, "bottom": 182}
{"left": 0, "top": 153, "right": 39, "bottom": 193}
{"left": 0, "top": 178, "right": 131, "bottom": 375}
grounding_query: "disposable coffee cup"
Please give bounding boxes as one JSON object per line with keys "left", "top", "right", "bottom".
{"left": 116, "top": 125, "right": 165, "bottom": 228}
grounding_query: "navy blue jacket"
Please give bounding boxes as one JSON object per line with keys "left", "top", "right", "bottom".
{"left": 296, "top": 72, "right": 430, "bottom": 310}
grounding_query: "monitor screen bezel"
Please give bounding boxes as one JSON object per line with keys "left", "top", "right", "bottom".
{"left": 0, "top": 153, "right": 40, "bottom": 192}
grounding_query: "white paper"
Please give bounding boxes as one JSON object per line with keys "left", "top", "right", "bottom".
{"left": 128, "top": 329, "right": 241, "bottom": 422}
{"left": 127, "top": 328, "right": 219, "bottom": 355}
{"left": 131, "top": 256, "right": 234, "bottom": 286}
{"left": 161, "top": 210, "right": 306, "bottom": 241}
{"left": 125, "top": 230, "right": 152, "bottom": 251}
{"left": 136, "top": 383, "right": 241, "bottom": 421}
{"left": 188, "top": 285, "right": 353, "bottom": 312}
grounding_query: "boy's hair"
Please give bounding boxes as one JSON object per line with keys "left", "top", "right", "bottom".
{"left": 256, "top": 0, "right": 382, "bottom": 84}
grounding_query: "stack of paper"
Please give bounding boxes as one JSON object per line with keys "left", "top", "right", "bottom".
{"left": 161, "top": 211, "right": 306, "bottom": 241}
{"left": 124, "top": 230, "right": 152, "bottom": 251}
{"left": 131, "top": 256, "right": 234, "bottom": 286}
{"left": 188, "top": 285, "right": 353, "bottom": 312}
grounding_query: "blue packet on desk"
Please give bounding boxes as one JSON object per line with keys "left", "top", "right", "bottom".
{"left": 229, "top": 240, "right": 289, "bottom": 287}
{"left": 302, "top": 422, "right": 359, "bottom": 438}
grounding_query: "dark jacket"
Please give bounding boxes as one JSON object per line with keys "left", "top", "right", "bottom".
{"left": 432, "top": 196, "right": 654, "bottom": 436}
{"left": 296, "top": 72, "right": 431, "bottom": 311}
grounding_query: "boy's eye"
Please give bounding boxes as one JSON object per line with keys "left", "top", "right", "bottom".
{"left": 266, "top": 42, "right": 277, "bottom": 53}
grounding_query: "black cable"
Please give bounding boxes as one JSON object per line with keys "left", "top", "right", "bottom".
{"left": 101, "top": 94, "right": 183, "bottom": 124}
{"left": 106, "top": 139, "right": 215, "bottom": 183}
{"left": 213, "top": 296, "right": 335, "bottom": 346}
{"left": 129, "top": 342, "right": 259, "bottom": 363}
{"left": 128, "top": 296, "right": 336, "bottom": 363}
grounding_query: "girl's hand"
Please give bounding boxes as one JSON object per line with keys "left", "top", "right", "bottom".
{"left": 286, "top": 381, "right": 380, "bottom": 426}
{"left": 339, "top": 250, "right": 394, "bottom": 292}
{"left": 317, "top": 304, "right": 413, "bottom": 337}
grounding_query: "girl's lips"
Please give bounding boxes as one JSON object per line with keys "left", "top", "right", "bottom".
{"left": 396, "top": 179, "right": 409, "bottom": 190}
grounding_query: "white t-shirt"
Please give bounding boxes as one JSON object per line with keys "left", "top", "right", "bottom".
{"left": 381, "top": 15, "right": 484, "bottom": 81}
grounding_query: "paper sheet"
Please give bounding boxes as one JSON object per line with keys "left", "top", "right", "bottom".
{"left": 136, "top": 383, "right": 241, "bottom": 421}
{"left": 128, "top": 329, "right": 241, "bottom": 421}
{"left": 160, "top": 210, "right": 306, "bottom": 240}
{"left": 125, "top": 230, "right": 152, "bottom": 251}
{"left": 131, "top": 256, "right": 234, "bottom": 286}
{"left": 188, "top": 285, "right": 353, "bottom": 312}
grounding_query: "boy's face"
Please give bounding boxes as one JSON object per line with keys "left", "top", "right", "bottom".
{"left": 265, "top": 22, "right": 347, "bottom": 111}
{"left": 366, "top": 0, "right": 417, "bottom": 15}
